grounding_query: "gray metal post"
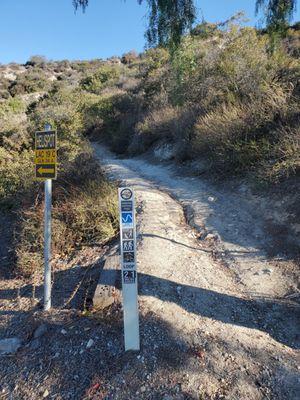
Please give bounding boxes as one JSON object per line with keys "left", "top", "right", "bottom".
{"left": 44, "top": 123, "right": 52, "bottom": 311}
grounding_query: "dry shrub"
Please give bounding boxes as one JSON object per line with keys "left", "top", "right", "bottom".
{"left": 129, "top": 106, "right": 178, "bottom": 154}
{"left": 88, "top": 91, "right": 142, "bottom": 154}
{"left": 118, "top": 76, "right": 140, "bottom": 92}
{"left": 192, "top": 84, "right": 294, "bottom": 174}
{"left": 121, "top": 50, "right": 139, "bottom": 65}
{"left": 263, "top": 125, "right": 300, "bottom": 181}
{"left": 0, "top": 149, "right": 34, "bottom": 207}
{"left": 15, "top": 152, "right": 119, "bottom": 277}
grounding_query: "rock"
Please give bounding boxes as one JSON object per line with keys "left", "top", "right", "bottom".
{"left": 61, "top": 329, "right": 67, "bottom": 335}
{"left": 86, "top": 339, "right": 94, "bottom": 349}
{"left": 263, "top": 268, "right": 273, "bottom": 275}
{"left": 206, "top": 233, "right": 217, "bottom": 241}
{"left": 141, "top": 386, "right": 146, "bottom": 393}
{"left": 0, "top": 338, "right": 22, "bottom": 355}
{"left": 33, "top": 324, "right": 48, "bottom": 339}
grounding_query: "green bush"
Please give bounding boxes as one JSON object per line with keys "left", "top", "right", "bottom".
{"left": 80, "top": 65, "right": 121, "bottom": 94}
{"left": 191, "top": 22, "right": 219, "bottom": 39}
{"left": 9, "top": 68, "right": 50, "bottom": 96}
{"left": 0, "top": 96, "right": 26, "bottom": 115}
{"left": 0, "top": 97, "right": 29, "bottom": 152}
{"left": 0, "top": 76, "right": 11, "bottom": 99}
{"left": 29, "top": 87, "right": 90, "bottom": 161}
{"left": 0, "top": 148, "right": 34, "bottom": 206}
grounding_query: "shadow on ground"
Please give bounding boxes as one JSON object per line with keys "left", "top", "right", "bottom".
{"left": 1, "top": 264, "right": 299, "bottom": 350}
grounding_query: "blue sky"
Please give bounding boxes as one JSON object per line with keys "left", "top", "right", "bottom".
{"left": 0, "top": 0, "right": 299, "bottom": 64}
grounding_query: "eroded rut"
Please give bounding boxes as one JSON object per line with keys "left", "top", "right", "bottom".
{"left": 94, "top": 143, "right": 299, "bottom": 399}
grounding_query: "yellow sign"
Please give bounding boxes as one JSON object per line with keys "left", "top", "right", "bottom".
{"left": 35, "top": 130, "right": 57, "bottom": 180}
{"left": 35, "top": 149, "right": 56, "bottom": 164}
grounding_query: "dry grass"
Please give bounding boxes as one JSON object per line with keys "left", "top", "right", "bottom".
{"left": 15, "top": 152, "right": 119, "bottom": 277}
{"left": 130, "top": 107, "right": 178, "bottom": 154}
{"left": 192, "top": 81, "right": 299, "bottom": 177}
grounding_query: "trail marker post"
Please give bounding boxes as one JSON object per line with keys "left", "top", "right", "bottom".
{"left": 34, "top": 124, "right": 57, "bottom": 311}
{"left": 118, "top": 187, "right": 140, "bottom": 351}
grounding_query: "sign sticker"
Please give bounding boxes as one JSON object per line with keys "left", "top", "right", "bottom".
{"left": 35, "top": 130, "right": 57, "bottom": 180}
{"left": 123, "top": 240, "right": 134, "bottom": 252}
{"left": 123, "top": 252, "right": 135, "bottom": 263}
{"left": 123, "top": 270, "right": 136, "bottom": 284}
{"left": 121, "top": 201, "right": 133, "bottom": 212}
{"left": 123, "top": 263, "right": 135, "bottom": 269}
{"left": 120, "top": 188, "right": 133, "bottom": 200}
{"left": 35, "top": 164, "right": 56, "bottom": 179}
{"left": 121, "top": 212, "right": 133, "bottom": 225}
{"left": 122, "top": 229, "right": 134, "bottom": 239}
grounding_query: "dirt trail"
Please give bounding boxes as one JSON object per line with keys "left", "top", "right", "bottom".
{"left": 94, "top": 143, "right": 299, "bottom": 399}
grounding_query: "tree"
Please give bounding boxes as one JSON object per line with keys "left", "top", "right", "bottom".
{"left": 73, "top": 0, "right": 196, "bottom": 46}
{"left": 73, "top": 1, "right": 298, "bottom": 45}
{"left": 255, "top": 0, "right": 297, "bottom": 35}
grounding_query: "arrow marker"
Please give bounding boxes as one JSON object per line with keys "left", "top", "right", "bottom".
{"left": 38, "top": 167, "right": 55, "bottom": 174}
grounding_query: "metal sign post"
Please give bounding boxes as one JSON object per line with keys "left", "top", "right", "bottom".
{"left": 118, "top": 187, "right": 140, "bottom": 351}
{"left": 34, "top": 124, "right": 57, "bottom": 311}
{"left": 44, "top": 174, "right": 52, "bottom": 311}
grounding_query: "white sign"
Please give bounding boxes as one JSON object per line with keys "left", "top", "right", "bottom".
{"left": 118, "top": 187, "right": 140, "bottom": 351}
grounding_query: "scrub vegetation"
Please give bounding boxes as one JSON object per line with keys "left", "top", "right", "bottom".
{"left": 0, "top": 18, "right": 299, "bottom": 277}
{"left": 83, "top": 19, "right": 299, "bottom": 183}
{"left": 0, "top": 58, "right": 120, "bottom": 277}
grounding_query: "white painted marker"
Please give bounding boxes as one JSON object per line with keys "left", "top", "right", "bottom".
{"left": 118, "top": 187, "right": 140, "bottom": 351}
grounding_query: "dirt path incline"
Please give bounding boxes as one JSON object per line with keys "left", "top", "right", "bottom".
{"left": 94, "top": 143, "right": 299, "bottom": 399}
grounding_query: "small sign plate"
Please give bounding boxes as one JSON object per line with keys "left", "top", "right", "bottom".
{"left": 35, "top": 130, "right": 57, "bottom": 180}
{"left": 121, "top": 212, "right": 133, "bottom": 226}
{"left": 123, "top": 270, "right": 136, "bottom": 284}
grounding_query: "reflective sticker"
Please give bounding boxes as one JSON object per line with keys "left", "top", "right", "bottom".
{"left": 122, "top": 229, "right": 134, "bottom": 239}
{"left": 123, "top": 252, "right": 135, "bottom": 263}
{"left": 123, "top": 240, "right": 134, "bottom": 252}
{"left": 121, "top": 212, "right": 133, "bottom": 225}
{"left": 121, "top": 201, "right": 133, "bottom": 212}
{"left": 123, "top": 270, "right": 136, "bottom": 284}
